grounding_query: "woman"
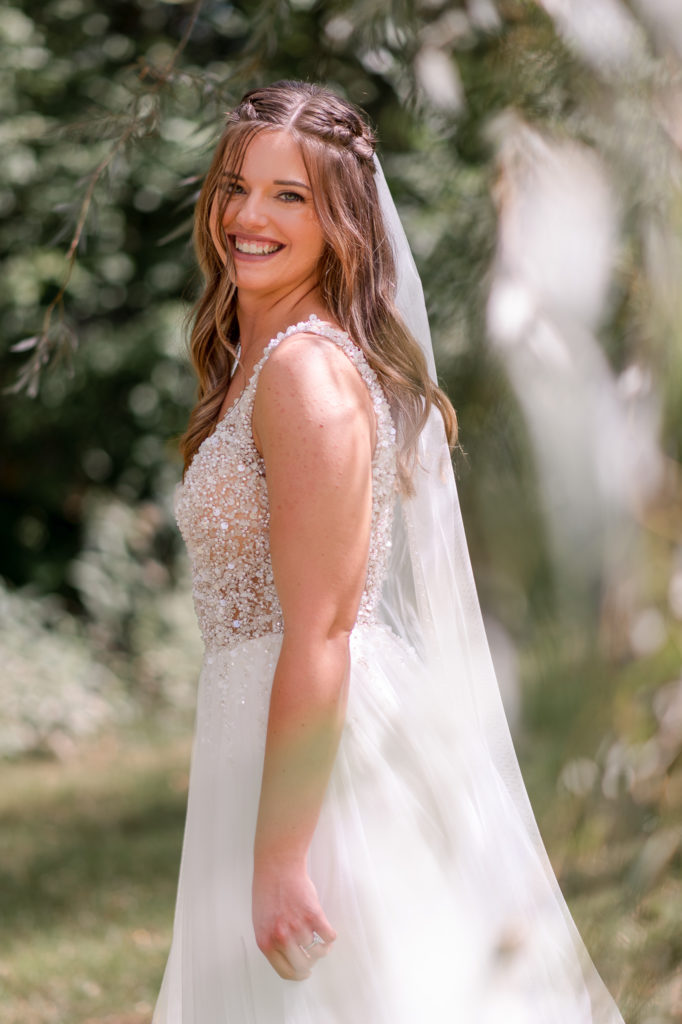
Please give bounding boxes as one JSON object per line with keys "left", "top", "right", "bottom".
{"left": 153, "top": 81, "right": 625, "bottom": 1022}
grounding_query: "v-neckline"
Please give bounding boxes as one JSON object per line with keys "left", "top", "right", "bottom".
{"left": 215, "top": 361, "right": 251, "bottom": 427}
{"left": 214, "top": 314, "right": 332, "bottom": 429}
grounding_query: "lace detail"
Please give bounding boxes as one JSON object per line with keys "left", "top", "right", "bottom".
{"left": 174, "top": 315, "right": 398, "bottom": 652}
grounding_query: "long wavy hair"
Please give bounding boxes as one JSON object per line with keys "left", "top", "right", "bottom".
{"left": 180, "top": 80, "right": 457, "bottom": 493}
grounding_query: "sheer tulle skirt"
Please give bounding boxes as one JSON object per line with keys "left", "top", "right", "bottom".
{"left": 152, "top": 623, "right": 616, "bottom": 1024}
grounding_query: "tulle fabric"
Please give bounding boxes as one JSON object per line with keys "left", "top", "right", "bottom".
{"left": 152, "top": 153, "right": 626, "bottom": 1023}
{"left": 152, "top": 622, "right": 614, "bottom": 1024}
{"left": 373, "top": 155, "right": 625, "bottom": 1023}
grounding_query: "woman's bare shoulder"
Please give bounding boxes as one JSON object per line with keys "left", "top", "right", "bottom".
{"left": 256, "top": 330, "right": 370, "bottom": 415}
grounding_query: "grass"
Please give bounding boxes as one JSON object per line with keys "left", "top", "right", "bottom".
{"left": 0, "top": 724, "right": 192, "bottom": 1024}
{"left": 0, "top": 713, "right": 679, "bottom": 1023}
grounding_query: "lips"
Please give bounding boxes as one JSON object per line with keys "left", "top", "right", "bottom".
{"left": 231, "top": 234, "right": 284, "bottom": 256}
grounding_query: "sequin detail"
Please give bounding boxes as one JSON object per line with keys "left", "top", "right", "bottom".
{"left": 174, "top": 315, "right": 398, "bottom": 653}
{"left": 196, "top": 637, "right": 280, "bottom": 750}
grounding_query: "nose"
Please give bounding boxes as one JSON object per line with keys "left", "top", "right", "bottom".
{"left": 231, "top": 189, "right": 268, "bottom": 230}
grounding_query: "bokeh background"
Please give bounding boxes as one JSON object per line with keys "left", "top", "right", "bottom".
{"left": 1, "top": 1, "right": 681, "bottom": 1021}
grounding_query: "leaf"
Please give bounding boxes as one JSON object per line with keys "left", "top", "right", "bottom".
{"left": 10, "top": 336, "right": 39, "bottom": 353}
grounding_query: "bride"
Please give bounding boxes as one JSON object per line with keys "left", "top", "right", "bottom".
{"left": 152, "top": 80, "right": 626, "bottom": 1022}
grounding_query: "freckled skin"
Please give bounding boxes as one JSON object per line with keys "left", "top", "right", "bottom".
{"left": 209, "top": 131, "right": 326, "bottom": 315}
{"left": 255, "top": 333, "right": 376, "bottom": 621}
{"left": 250, "top": 331, "right": 381, "bottom": 981}
{"left": 206, "top": 131, "right": 383, "bottom": 983}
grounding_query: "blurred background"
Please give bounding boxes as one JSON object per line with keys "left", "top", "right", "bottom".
{"left": 1, "top": 0, "right": 681, "bottom": 1021}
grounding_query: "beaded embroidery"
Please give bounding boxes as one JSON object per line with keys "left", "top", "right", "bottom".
{"left": 174, "top": 315, "right": 398, "bottom": 652}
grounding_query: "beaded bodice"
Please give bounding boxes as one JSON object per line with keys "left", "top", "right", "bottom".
{"left": 174, "top": 316, "right": 398, "bottom": 653}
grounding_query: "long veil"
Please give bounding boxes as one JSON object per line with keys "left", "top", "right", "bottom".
{"left": 374, "top": 155, "right": 625, "bottom": 1022}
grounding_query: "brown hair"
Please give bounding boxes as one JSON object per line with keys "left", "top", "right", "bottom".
{"left": 180, "top": 80, "right": 457, "bottom": 493}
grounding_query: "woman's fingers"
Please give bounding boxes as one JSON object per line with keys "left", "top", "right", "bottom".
{"left": 269, "top": 947, "right": 311, "bottom": 981}
{"left": 252, "top": 864, "right": 337, "bottom": 980}
{"left": 296, "top": 913, "right": 337, "bottom": 964}
{"left": 270, "top": 925, "right": 335, "bottom": 981}
{"left": 284, "top": 938, "right": 319, "bottom": 973}
{"left": 313, "top": 915, "right": 337, "bottom": 946}
{"left": 297, "top": 929, "right": 329, "bottom": 960}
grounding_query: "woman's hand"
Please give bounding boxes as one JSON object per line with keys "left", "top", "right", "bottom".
{"left": 252, "top": 855, "right": 336, "bottom": 981}
{"left": 250, "top": 331, "right": 372, "bottom": 981}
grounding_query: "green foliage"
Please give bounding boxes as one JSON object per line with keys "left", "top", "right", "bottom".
{"left": 0, "top": 577, "right": 126, "bottom": 757}
{"left": 1, "top": 0, "right": 680, "bottom": 747}
{"left": 1, "top": 0, "right": 682, "bottom": 1018}
{"left": 0, "top": 0, "right": 564, "bottom": 610}
{"left": 0, "top": 490, "right": 203, "bottom": 757}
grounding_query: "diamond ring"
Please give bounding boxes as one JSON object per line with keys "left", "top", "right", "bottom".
{"left": 300, "top": 931, "right": 325, "bottom": 953}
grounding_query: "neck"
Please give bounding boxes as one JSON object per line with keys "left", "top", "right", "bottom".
{"left": 235, "top": 281, "right": 329, "bottom": 361}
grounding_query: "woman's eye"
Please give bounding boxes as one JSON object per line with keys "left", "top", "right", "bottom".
{"left": 278, "top": 191, "right": 305, "bottom": 203}
{"left": 219, "top": 176, "right": 244, "bottom": 195}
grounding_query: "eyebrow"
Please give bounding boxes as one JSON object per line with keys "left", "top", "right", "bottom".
{"left": 223, "top": 172, "right": 311, "bottom": 192}
{"left": 274, "top": 179, "right": 311, "bottom": 190}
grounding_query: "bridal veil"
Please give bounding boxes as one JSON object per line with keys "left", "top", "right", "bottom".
{"left": 373, "top": 154, "right": 625, "bottom": 1022}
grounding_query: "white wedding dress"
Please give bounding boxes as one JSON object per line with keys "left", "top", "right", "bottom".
{"left": 152, "top": 316, "right": 625, "bottom": 1023}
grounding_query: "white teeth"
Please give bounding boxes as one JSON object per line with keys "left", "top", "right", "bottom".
{"left": 234, "top": 238, "right": 281, "bottom": 255}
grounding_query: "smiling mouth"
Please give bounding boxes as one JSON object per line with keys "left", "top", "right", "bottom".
{"left": 231, "top": 236, "right": 284, "bottom": 256}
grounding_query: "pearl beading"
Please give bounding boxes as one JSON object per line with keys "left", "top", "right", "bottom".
{"left": 174, "top": 315, "right": 398, "bottom": 653}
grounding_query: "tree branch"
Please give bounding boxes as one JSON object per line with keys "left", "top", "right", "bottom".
{"left": 8, "top": 0, "right": 204, "bottom": 398}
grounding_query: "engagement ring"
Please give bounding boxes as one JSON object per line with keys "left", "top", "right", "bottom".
{"left": 301, "top": 931, "right": 325, "bottom": 953}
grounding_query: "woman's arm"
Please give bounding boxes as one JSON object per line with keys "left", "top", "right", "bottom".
{"left": 251, "top": 332, "right": 376, "bottom": 981}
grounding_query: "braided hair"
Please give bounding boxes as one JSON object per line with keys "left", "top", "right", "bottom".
{"left": 181, "top": 80, "right": 457, "bottom": 492}
{"left": 231, "top": 82, "right": 376, "bottom": 165}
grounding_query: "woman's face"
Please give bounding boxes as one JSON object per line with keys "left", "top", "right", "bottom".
{"left": 210, "top": 130, "right": 325, "bottom": 300}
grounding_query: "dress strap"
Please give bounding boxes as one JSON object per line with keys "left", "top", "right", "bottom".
{"left": 242, "top": 314, "right": 397, "bottom": 460}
